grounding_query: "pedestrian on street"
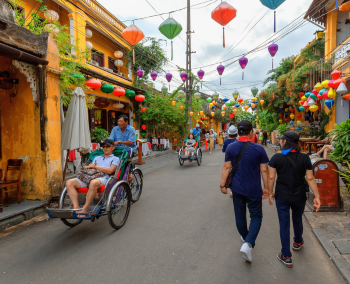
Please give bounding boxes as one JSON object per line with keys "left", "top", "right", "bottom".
{"left": 222, "top": 125, "right": 238, "bottom": 153}
{"left": 251, "top": 130, "right": 260, "bottom": 144}
{"left": 220, "top": 120, "right": 269, "bottom": 263}
{"left": 205, "top": 130, "right": 209, "bottom": 151}
{"left": 262, "top": 130, "right": 268, "bottom": 146}
{"left": 268, "top": 131, "right": 321, "bottom": 268}
{"left": 213, "top": 130, "right": 217, "bottom": 149}
{"left": 218, "top": 132, "right": 224, "bottom": 149}
{"left": 209, "top": 129, "right": 214, "bottom": 154}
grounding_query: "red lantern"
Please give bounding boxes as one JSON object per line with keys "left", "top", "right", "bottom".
{"left": 211, "top": 1, "right": 237, "bottom": 48}
{"left": 299, "top": 92, "right": 304, "bottom": 99}
{"left": 285, "top": 118, "right": 289, "bottom": 122}
{"left": 86, "top": 79, "right": 101, "bottom": 90}
{"left": 312, "top": 89, "right": 318, "bottom": 96}
{"left": 142, "top": 107, "right": 147, "bottom": 112}
{"left": 333, "top": 78, "right": 342, "bottom": 89}
{"left": 237, "top": 98, "right": 243, "bottom": 103}
{"left": 290, "top": 109, "right": 295, "bottom": 113}
{"left": 142, "top": 125, "right": 146, "bottom": 130}
{"left": 297, "top": 114, "right": 302, "bottom": 119}
{"left": 331, "top": 69, "right": 342, "bottom": 80}
{"left": 113, "top": 88, "right": 125, "bottom": 97}
{"left": 229, "top": 113, "right": 234, "bottom": 119}
{"left": 279, "top": 114, "right": 283, "bottom": 118}
{"left": 121, "top": 24, "right": 145, "bottom": 64}
{"left": 328, "top": 80, "right": 335, "bottom": 89}
{"left": 135, "top": 94, "right": 145, "bottom": 102}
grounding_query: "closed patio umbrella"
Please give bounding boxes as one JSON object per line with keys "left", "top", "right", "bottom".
{"left": 61, "top": 87, "right": 91, "bottom": 180}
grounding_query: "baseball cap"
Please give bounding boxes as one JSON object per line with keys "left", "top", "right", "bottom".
{"left": 100, "top": 139, "right": 114, "bottom": 146}
{"left": 196, "top": 124, "right": 200, "bottom": 127}
{"left": 277, "top": 131, "right": 299, "bottom": 142}
{"left": 237, "top": 120, "right": 253, "bottom": 131}
{"left": 228, "top": 125, "right": 238, "bottom": 135}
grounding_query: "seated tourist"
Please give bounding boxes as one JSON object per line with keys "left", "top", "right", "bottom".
{"left": 66, "top": 139, "right": 119, "bottom": 216}
{"left": 316, "top": 135, "right": 336, "bottom": 159}
{"left": 185, "top": 133, "right": 196, "bottom": 159}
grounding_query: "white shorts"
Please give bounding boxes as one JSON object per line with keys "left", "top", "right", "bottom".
{"left": 75, "top": 176, "right": 109, "bottom": 188}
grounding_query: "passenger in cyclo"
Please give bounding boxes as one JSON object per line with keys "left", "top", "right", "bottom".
{"left": 109, "top": 114, "right": 137, "bottom": 182}
{"left": 66, "top": 139, "right": 119, "bottom": 216}
{"left": 185, "top": 133, "right": 197, "bottom": 159}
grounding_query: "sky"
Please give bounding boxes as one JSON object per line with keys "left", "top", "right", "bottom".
{"left": 98, "top": 0, "right": 318, "bottom": 101}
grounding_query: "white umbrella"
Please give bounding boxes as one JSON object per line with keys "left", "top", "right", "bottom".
{"left": 61, "top": 87, "right": 91, "bottom": 180}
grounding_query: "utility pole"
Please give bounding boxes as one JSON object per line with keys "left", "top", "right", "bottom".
{"left": 186, "top": 0, "right": 195, "bottom": 131}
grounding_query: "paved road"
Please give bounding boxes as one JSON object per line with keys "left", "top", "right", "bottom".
{"left": 0, "top": 147, "right": 345, "bottom": 284}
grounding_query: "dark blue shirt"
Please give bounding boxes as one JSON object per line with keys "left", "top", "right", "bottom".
{"left": 222, "top": 138, "right": 237, "bottom": 153}
{"left": 225, "top": 142, "right": 269, "bottom": 197}
{"left": 109, "top": 125, "right": 137, "bottom": 152}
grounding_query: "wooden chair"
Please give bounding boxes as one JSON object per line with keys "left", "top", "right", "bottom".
{"left": 2, "top": 159, "right": 23, "bottom": 203}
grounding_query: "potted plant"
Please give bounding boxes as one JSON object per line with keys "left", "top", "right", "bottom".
{"left": 91, "top": 128, "right": 109, "bottom": 143}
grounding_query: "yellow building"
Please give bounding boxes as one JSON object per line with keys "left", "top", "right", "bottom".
{"left": 305, "top": 0, "right": 350, "bottom": 132}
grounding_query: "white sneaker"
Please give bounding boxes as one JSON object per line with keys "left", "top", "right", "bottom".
{"left": 240, "top": 243, "right": 252, "bottom": 263}
{"left": 241, "top": 236, "right": 245, "bottom": 243}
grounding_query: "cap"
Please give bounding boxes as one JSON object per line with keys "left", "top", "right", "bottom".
{"left": 196, "top": 124, "right": 200, "bottom": 127}
{"left": 100, "top": 139, "right": 114, "bottom": 146}
{"left": 228, "top": 125, "right": 238, "bottom": 135}
{"left": 277, "top": 131, "right": 299, "bottom": 142}
{"left": 237, "top": 120, "right": 253, "bottom": 131}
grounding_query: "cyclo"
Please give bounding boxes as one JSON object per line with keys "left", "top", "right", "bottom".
{"left": 178, "top": 136, "right": 202, "bottom": 166}
{"left": 47, "top": 147, "right": 143, "bottom": 230}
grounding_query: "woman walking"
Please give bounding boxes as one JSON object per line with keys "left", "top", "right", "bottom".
{"left": 209, "top": 129, "right": 215, "bottom": 154}
{"left": 268, "top": 131, "right": 321, "bottom": 268}
{"left": 205, "top": 130, "right": 209, "bottom": 151}
{"left": 218, "top": 132, "right": 224, "bottom": 149}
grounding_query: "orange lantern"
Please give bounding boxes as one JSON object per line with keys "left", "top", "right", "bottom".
{"left": 200, "top": 111, "right": 203, "bottom": 115}
{"left": 190, "top": 111, "right": 193, "bottom": 116}
{"left": 172, "top": 101, "right": 176, "bottom": 106}
{"left": 135, "top": 94, "right": 145, "bottom": 102}
{"left": 221, "top": 111, "right": 225, "bottom": 116}
{"left": 222, "top": 105, "right": 227, "bottom": 110}
{"left": 180, "top": 105, "right": 184, "bottom": 110}
{"left": 233, "top": 109, "right": 237, "bottom": 114}
{"left": 121, "top": 24, "right": 145, "bottom": 64}
{"left": 251, "top": 103, "right": 256, "bottom": 108}
{"left": 211, "top": 112, "right": 215, "bottom": 117}
{"left": 232, "top": 106, "right": 237, "bottom": 109}
{"left": 260, "top": 99, "right": 264, "bottom": 105}
{"left": 244, "top": 105, "right": 249, "bottom": 111}
{"left": 86, "top": 78, "right": 101, "bottom": 90}
{"left": 213, "top": 101, "right": 217, "bottom": 105}
{"left": 343, "top": 94, "right": 350, "bottom": 100}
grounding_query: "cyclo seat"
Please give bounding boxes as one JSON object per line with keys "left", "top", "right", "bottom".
{"left": 77, "top": 171, "right": 122, "bottom": 193}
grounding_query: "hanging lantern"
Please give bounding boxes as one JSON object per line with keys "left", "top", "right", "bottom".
{"left": 297, "top": 113, "right": 302, "bottom": 119}
{"left": 239, "top": 57, "right": 248, "bottom": 80}
{"left": 211, "top": 1, "right": 237, "bottom": 47}
{"left": 178, "top": 90, "right": 185, "bottom": 98}
{"left": 314, "top": 82, "right": 322, "bottom": 92}
{"left": 217, "top": 64, "right": 225, "bottom": 84}
{"left": 251, "top": 103, "right": 256, "bottom": 109}
{"left": 206, "top": 97, "right": 213, "bottom": 103}
{"left": 232, "top": 91, "right": 239, "bottom": 100}
{"left": 309, "top": 105, "right": 318, "bottom": 112}
{"left": 279, "top": 113, "right": 283, "bottom": 118}
{"left": 200, "top": 111, "right": 204, "bottom": 115}
{"left": 284, "top": 113, "right": 288, "bottom": 118}
{"left": 135, "top": 94, "right": 145, "bottom": 102}
{"left": 343, "top": 94, "right": 350, "bottom": 100}
{"left": 317, "top": 93, "right": 323, "bottom": 100}
{"left": 114, "top": 50, "right": 123, "bottom": 58}
{"left": 194, "top": 92, "right": 201, "bottom": 100}
{"left": 298, "top": 92, "right": 304, "bottom": 99}
{"left": 44, "top": 10, "right": 59, "bottom": 22}
{"left": 322, "top": 80, "right": 329, "bottom": 89}
{"left": 331, "top": 69, "right": 342, "bottom": 80}
{"left": 125, "top": 90, "right": 135, "bottom": 98}
{"left": 211, "top": 112, "right": 215, "bottom": 117}
{"left": 299, "top": 106, "right": 305, "bottom": 111}
{"left": 166, "top": 73, "right": 172, "bottom": 90}
{"left": 162, "top": 85, "right": 168, "bottom": 95}
{"left": 310, "top": 93, "right": 317, "bottom": 100}
{"left": 305, "top": 92, "right": 311, "bottom": 98}
{"left": 190, "top": 111, "right": 193, "bottom": 116}
{"left": 333, "top": 79, "right": 342, "bottom": 89}
{"left": 137, "top": 70, "right": 144, "bottom": 79}
{"left": 325, "top": 99, "right": 335, "bottom": 110}
{"left": 142, "top": 107, "right": 147, "bottom": 112}
{"left": 222, "top": 105, "right": 227, "bottom": 110}
{"left": 101, "top": 83, "right": 114, "bottom": 102}
{"left": 158, "top": 16, "right": 182, "bottom": 60}
{"left": 223, "top": 98, "right": 229, "bottom": 103}
{"left": 328, "top": 88, "right": 334, "bottom": 99}
{"left": 301, "top": 95, "right": 307, "bottom": 101}
{"left": 151, "top": 72, "right": 157, "bottom": 81}
{"left": 142, "top": 125, "right": 146, "bottom": 130}
{"left": 268, "top": 44, "right": 278, "bottom": 69}
{"left": 284, "top": 118, "right": 289, "bottom": 122}
{"left": 284, "top": 108, "right": 288, "bottom": 112}
{"left": 259, "top": 0, "right": 286, "bottom": 32}
{"left": 172, "top": 100, "right": 176, "bottom": 106}
{"left": 121, "top": 24, "right": 145, "bottom": 64}
{"left": 86, "top": 41, "right": 93, "bottom": 50}
{"left": 308, "top": 98, "right": 315, "bottom": 106}
{"left": 147, "top": 81, "right": 154, "bottom": 89}
{"left": 113, "top": 103, "right": 124, "bottom": 109}
{"left": 337, "top": 82, "right": 348, "bottom": 95}
{"left": 303, "top": 101, "right": 309, "bottom": 108}
{"left": 279, "top": 119, "right": 283, "bottom": 123}
{"left": 251, "top": 87, "right": 258, "bottom": 96}
{"left": 229, "top": 113, "right": 234, "bottom": 119}
{"left": 260, "top": 99, "right": 264, "bottom": 106}
{"left": 237, "top": 98, "right": 243, "bottom": 103}
{"left": 233, "top": 109, "right": 237, "bottom": 114}
{"left": 304, "top": 114, "right": 309, "bottom": 120}
{"left": 221, "top": 111, "right": 225, "bottom": 116}
{"left": 290, "top": 108, "right": 295, "bottom": 113}
{"left": 180, "top": 72, "right": 187, "bottom": 82}
{"left": 322, "top": 90, "right": 329, "bottom": 99}
{"left": 180, "top": 105, "right": 184, "bottom": 110}
{"left": 198, "top": 69, "right": 205, "bottom": 88}
{"left": 209, "top": 103, "right": 213, "bottom": 108}
{"left": 113, "top": 88, "right": 125, "bottom": 103}
{"left": 244, "top": 105, "right": 249, "bottom": 111}
{"left": 328, "top": 80, "right": 335, "bottom": 89}
{"left": 86, "top": 78, "right": 101, "bottom": 90}
{"left": 279, "top": 108, "right": 283, "bottom": 113}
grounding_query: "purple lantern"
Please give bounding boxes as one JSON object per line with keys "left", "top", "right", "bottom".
{"left": 268, "top": 44, "right": 278, "bottom": 69}
{"left": 239, "top": 57, "right": 248, "bottom": 80}
{"left": 137, "top": 69, "right": 144, "bottom": 79}
{"left": 217, "top": 65, "right": 225, "bottom": 85}
{"left": 151, "top": 72, "right": 157, "bottom": 81}
{"left": 166, "top": 73, "right": 173, "bottom": 90}
{"left": 198, "top": 69, "right": 205, "bottom": 88}
{"left": 180, "top": 72, "right": 187, "bottom": 82}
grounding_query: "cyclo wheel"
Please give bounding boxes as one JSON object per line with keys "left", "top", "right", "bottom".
{"left": 130, "top": 168, "right": 143, "bottom": 203}
{"left": 107, "top": 181, "right": 131, "bottom": 230}
{"left": 59, "top": 188, "right": 83, "bottom": 227}
{"left": 197, "top": 148, "right": 202, "bottom": 166}
{"left": 178, "top": 148, "right": 184, "bottom": 166}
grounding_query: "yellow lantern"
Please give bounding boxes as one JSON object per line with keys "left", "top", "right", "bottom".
{"left": 221, "top": 111, "right": 225, "bottom": 116}
{"left": 239, "top": 101, "right": 244, "bottom": 105}
{"left": 172, "top": 101, "right": 176, "bottom": 106}
{"left": 299, "top": 101, "right": 303, "bottom": 105}
{"left": 190, "top": 111, "right": 193, "bottom": 116}
{"left": 314, "top": 82, "right": 322, "bottom": 92}
{"left": 297, "top": 120, "right": 301, "bottom": 123}
{"left": 200, "top": 111, "right": 203, "bottom": 115}
{"left": 222, "top": 105, "right": 227, "bottom": 110}
{"left": 244, "top": 105, "right": 249, "bottom": 111}
{"left": 279, "top": 119, "right": 282, "bottom": 123}
{"left": 180, "top": 105, "right": 184, "bottom": 110}
{"left": 284, "top": 108, "right": 288, "bottom": 112}
{"left": 209, "top": 103, "right": 213, "bottom": 108}
{"left": 211, "top": 112, "right": 215, "bottom": 117}
{"left": 322, "top": 80, "right": 329, "bottom": 89}
{"left": 328, "top": 88, "right": 334, "bottom": 99}
{"left": 290, "top": 114, "right": 295, "bottom": 119}
{"left": 233, "top": 109, "right": 237, "bottom": 114}
{"left": 301, "top": 96, "right": 307, "bottom": 101}
{"left": 260, "top": 100, "right": 264, "bottom": 105}
{"left": 309, "top": 105, "right": 319, "bottom": 112}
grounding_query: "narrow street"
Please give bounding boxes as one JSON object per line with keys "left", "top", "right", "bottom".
{"left": 0, "top": 147, "right": 345, "bottom": 284}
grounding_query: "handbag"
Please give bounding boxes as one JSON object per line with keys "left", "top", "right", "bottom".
{"left": 76, "top": 169, "right": 106, "bottom": 186}
{"left": 225, "top": 142, "right": 251, "bottom": 188}
{"left": 285, "top": 154, "right": 309, "bottom": 192}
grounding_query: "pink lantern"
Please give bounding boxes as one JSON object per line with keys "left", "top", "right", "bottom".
{"left": 239, "top": 57, "right": 248, "bottom": 80}
{"left": 217, "top": 65, "right": 225, "bottom": 85}
{"left": 166, "top": 73, "right": 172, "bottom": 90}
{"left": 137, "top": 70, "right": 144, "bottom": 79}
{"left": 198, "top": 69, "right": 205, "bottom": 88}
{"left": 268, "top": 44, "right": 278, "bottom": 69}
{"left": 151, "top": 72, "right": 157, "bottom": 81}
{"left": 180, "top": 72, "right": 187, "bottom": 82}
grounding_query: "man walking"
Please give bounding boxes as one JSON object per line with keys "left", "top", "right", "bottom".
{"left": 262, "top": 130, "right": 268, "bottom": 146}
{"left": 220, "top": 120, "right": 269, "bottom": 263}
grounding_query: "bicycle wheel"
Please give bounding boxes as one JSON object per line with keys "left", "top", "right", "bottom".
{"left": 197, "top": 149, "right": 202, "bottom": 166}
{"left": 107, "top": 182, "right": 131, "bottom": 230}
{"left": 59, "top": 189, "right": 83, "bottom": 227}
{"left": 130, "top": 168, "right": 143, "bottom": 203}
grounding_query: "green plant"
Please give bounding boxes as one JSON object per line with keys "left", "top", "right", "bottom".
{"left": 91, "top": 128, "right": 110, "bottom": 142}
{"left": 329, "top": 119, "right": 350, "bottom": 164}
{"left": 277, "top": 123, "right": 290, "bottom": 135}
{"left": 335, "top": 162, "right": 350, "bottom": 196}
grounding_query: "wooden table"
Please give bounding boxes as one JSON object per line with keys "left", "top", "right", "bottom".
{"left": 299, "top": 138, "right": 316, "bottom": 153}
{"left": 305, "top": 141, "right": 328, "bottom": 155}
{"left": 0, "top": 168, "right": 3, "bottom": 213}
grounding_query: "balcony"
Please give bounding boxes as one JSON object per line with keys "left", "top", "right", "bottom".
{"left": 332, "top": 35, "right": 350, "bottom": 68}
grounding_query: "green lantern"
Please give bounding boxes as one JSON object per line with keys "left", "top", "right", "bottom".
{"left": 206, "top": 97, "right": 212, "bottom": 103}
{"left": 270, "top": 81, "right": 277, "bottom": 90}
{"left": 125, "top": 90, "right": 135, "bottom": 98}
{"left": 251, "top": 87, "right": 258, "bottom": 96}
{"left": 305, "top": 92, "right": 311, "bottom": 98}
{"left": 158, "top": 16, "right": 182, "bottom": 60}
{"left": 147, "top": 81, "right": 154, "bottom": 89}
{"left": 232, "top": 90, "right": 239, "bottom": 100}
{"left": 162, "top": 85, "right": 168, "bottom": 95}
{"left": 194, "top": 92, "right": 201, "bottom": 100}
{"left": 101, "top": 83, "right": 114, "bottom": 102}
{"left": 141, "top": 132, "right": 147, "bottom": 137}
{"left": 178, "top": 90, "right": 185, "bottom": 98}
{"left": 71, "top": 73, "right": 85, "bottom": 79}
{"left": 212, "top": 93, "right": 219, "bottom": 101}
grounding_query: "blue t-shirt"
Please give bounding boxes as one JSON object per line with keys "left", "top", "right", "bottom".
{"left": 109, "top": 125, "right": 137, "bottom": 152}
{"left": 222, "top": 138, "right": 237, "bottom": 153}
{"left": 192, "top": 128, "right": 201, "bottom": 137}
{"left": 225, "top": 142, "right": 269, "bottom": 197}
{"left": 92, "top": 154, "right": 120, "bottom": 178}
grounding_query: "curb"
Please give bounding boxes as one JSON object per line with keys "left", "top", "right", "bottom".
{"left": 304, "top": 212, "right": 350, "bottom": 283}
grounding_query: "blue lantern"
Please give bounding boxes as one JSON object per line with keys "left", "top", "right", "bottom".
{"left": 223, "top": 98, "right": 229, "bottom": 102}
{"left": 284, "top": 113, "right": 288, "bottom": 118}
{"left": 304, "top": 114, "right": 309, "bottom": 120}
{"left": 279, "top": 108, "right": 283, "bottom": 113}
{"left": 235, "top": 104, "right": 240, "bottom": 108}
{"left": 325, "top": 99, "right": 335, "bottom": 110}
{"left": 298, "top": 127, "right": 301, "bottom": 131}
{"left": 212, "top": 106, "right": 215, "bottom": 109}
{"left": 290, "top": 120, "right": 294, "bottom": 125}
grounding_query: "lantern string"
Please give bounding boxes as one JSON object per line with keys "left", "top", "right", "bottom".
{"left": 274, "top": 11, "right": 276, "bottom": 33}
{"left": 220, "top": 77, "right": 221, "bottom": 85}
{"left": 133, "top": 48, "right": 135, "bottom": 64}
{"left": 107, "top": 93, "right": 109, "bottom": 102}
{"left": 223, "top": 27, "right": 225, "bottom": 48}
{"left": 171, "top": 40, "right": 173, "bottom": 60}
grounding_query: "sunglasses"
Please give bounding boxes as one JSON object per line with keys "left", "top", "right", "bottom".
{"left": 102, "top": 145, "right": 112, "bottom": 148}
